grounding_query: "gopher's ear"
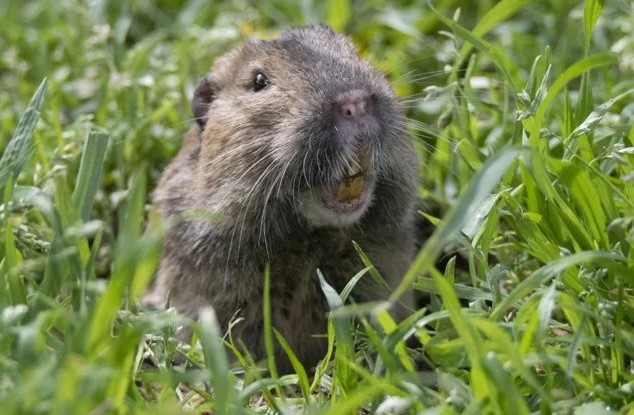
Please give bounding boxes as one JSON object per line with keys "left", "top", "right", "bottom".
{"left": 192, "top": 76, "right": 217, "bottom": 129}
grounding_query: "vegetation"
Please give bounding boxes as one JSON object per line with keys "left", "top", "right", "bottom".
{"left": 2, "top": 0, "right": 634, "bottom": 413}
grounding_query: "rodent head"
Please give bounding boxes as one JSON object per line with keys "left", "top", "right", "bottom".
{"left": 192, "top": 25, "right": 418, "bottom": 242}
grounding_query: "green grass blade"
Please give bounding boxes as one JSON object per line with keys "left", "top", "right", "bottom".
{"left": 393, "top": 147, "right": 529, "bottom": 300}
{"left": 374, "top": 310, "right": 415, "bottom": 372}
{"left": 584, "top": 0, "right": 605, "bottom": 49}
{"left": 529, "top": 53, "right": 617, "bottom": 147}
{"left": 340, "top": 265, "right": 371, "bottom": 303}
{"left": 117, "top": 166, "right": 147, "bottom": 251}
{"left": 71, "top": 129, "right": 110, "bottom": 223}
{"left": 323, "top": 383, "right": 384, "bottom": 415}
{"left": 273, "top": 328, "right": 311, "bottom": 401}
{"left": 434, "top": 8, "right": 521, "bottom": 93}
{"left": 199, "top": 307, "right": 237, "bottom": 415}
{"left": 353, "top": 241, "right": 391, "bottom": 292}
{"left": 536, "top": 283, "right": 557, "bottom": 344}
{"left": 41, "top": 180, "right": 77, "bottom": 298}
{"left": 361, "top": 316, "right": 399, "bottom": 374}
{"left": 442, "top": 0, "right": 532, "bottom": 87}
{"left": 262, "top": 264, "right": 281, "bottom": 390}
{"left": 480, "top": 353, "right": 531, "bottom": 415}
{"left": 128, "top": 228, "right": 163, "bottom": 301}
{"left": 0, "top": 79, "right": 46, "bottom": 195}
{"left": 575, "top": 71, "right": 594, "bottom": 128}
{"left": 490, "top": 251, "right": 627, "bottom": 320}
{"left": 471, "top": 318, "right": 544, "bottom": 399}
{"left": 87, "top": 168, "right": 148, "bottom": 354}
{"left": 414, "top": 277, "right": 493, "bottom": 302}
{"left": 568, "top": 89, "right": 634, "bottom": 145}
{"left": 80, "top": 229, "right": 102, "bottom": 314}
{"left": 558, "top": 162, "right": 609, "bottom": 249}
{"left": 318, "top": 269, "right": 356, "bottom": 393}
{"left": 3, "top": 177, "right": 26, "bottom": 306}
{"left": 529, "top": 155, "right": 595, "bottom": 252}
{"left": 432, "top": 272, "right": 489, "bottom": 400}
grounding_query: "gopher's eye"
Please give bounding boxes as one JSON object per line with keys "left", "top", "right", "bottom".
{"left": 253, "top": 72, "right": 269, "bottom": 92}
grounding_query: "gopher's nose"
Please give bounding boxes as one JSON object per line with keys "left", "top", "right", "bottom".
{"left": 336, "top": 90, "right": 373, "bottom": 120}
{"left": 333, "top": 89, "right": 379, "bottom": 140}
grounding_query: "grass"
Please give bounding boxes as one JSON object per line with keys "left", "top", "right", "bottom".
{"left": 2, "top": 0, "right": 634, "bottom": 413}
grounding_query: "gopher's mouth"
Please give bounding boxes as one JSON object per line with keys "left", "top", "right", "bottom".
{"left": 320, "top": 162, "right": 370, "bottom": 215}
{"left": 300, "top": 152, "right": 374, "bottom": 227}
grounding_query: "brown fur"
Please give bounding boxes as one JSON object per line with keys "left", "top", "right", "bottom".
{"left": 143, "top": 25, "right": 420, "bottom": 372}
